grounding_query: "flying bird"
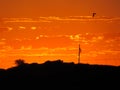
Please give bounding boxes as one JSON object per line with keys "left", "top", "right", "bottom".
{"left": 92, "top": 13, "right": 96, "bottom": 18}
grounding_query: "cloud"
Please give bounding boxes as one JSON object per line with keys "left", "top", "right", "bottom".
{"left": 19, "top": 26, "right": 26, "bottom": 29}
{"left": 20, "top": 46, "right": 32, "bottom": 50}
{"left": 38, "top": 16, "right": 120, "bottom": 23}
{"left": 0, "top": 46, "right": 77, "bottom": 58}
{"left": 31, "top": 27, "right": 37, "bottom": 30}
{"left": 3, "top": 18, "right": 51, "bottom": 23}
{"left": 1, "top": 38, "right": 6, "bottom": 40}
{"left": 69, "top": 34, "right": 84, "bottom": 41}
{"left": 3, "top": 16, "right": 120, "bottom": 23}
{"left": 7, "top": 27, "right": 13, "bottom": 31}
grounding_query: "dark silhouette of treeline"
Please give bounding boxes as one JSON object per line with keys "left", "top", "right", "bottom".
{"left": 0, "top": 59, "right": 120, "bottom": 89}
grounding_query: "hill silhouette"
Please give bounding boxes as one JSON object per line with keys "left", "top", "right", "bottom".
{"left": 0, "top": 59, "right": 120, "bottom": 89}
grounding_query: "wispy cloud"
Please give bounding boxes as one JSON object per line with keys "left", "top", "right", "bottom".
{"left": 20, "top": 46, "right": 32, "bottom": 50}
{"left": 3, "top": 18, "right": 51, "bottom": 23}
{"left": 3, "top": 16, "right": 120, "bottom": 23}
{"left": 41, "top": 16, "right": 120, "bottom": 23}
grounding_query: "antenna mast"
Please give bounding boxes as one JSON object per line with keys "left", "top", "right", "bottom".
{"left": 78, "top": 44, "right": 81, "bottom": 64}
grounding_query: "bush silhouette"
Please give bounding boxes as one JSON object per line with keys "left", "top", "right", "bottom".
{"left": 15, "top": 59, "right": 25, "bottom": 66}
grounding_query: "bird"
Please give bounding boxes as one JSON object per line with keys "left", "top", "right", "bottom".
{"left": 92, "top": 12, "right": 96, "bottom": 18}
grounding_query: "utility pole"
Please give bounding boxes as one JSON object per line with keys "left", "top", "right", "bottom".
{"left": 78, "top": 44, "right": 81, "bottom": 64}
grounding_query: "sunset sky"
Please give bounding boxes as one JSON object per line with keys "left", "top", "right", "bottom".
{"left": 0, "top": 0, "right": 120, "bottom": 69}
{"left": 0, "top": 0, "right": 120, "bottom": 17}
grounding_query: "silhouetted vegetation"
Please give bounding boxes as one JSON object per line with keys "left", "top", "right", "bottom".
{"left": 15, "top": 59, "right": 26, "bottom": 66}
{"left": 0, "top": 59, "right": 120, "bottom": 89}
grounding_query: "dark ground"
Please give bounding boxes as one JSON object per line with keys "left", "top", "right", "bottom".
{"left": 0, "top": 60, "right": 120, "bottom": 89}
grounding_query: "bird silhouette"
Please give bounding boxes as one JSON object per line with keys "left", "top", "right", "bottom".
{"left": 92, "top": 13, "right": 96, "bottom": 18}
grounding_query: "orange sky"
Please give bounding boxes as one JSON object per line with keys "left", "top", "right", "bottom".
{"left": 0, "top": 0, "right": 120, "bottom": 69}
{"left": 0, "top": 0, "right": 120, "bottom": 17}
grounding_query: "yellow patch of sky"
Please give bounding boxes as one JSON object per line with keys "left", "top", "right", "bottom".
{"left": 31, "top": 26, "right": 37, "bottom": 30}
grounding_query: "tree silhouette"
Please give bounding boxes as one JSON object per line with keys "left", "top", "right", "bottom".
{"left": 15, "top": 59, "right": 25, "bottom": 66}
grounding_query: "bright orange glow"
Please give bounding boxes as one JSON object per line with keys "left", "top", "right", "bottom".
{"left": 0, "top": 0, "right": 120, "bottom": 69}
{"left": 0, "top": 16, "right": 120, "bottom": 69}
